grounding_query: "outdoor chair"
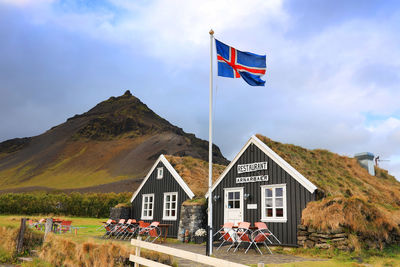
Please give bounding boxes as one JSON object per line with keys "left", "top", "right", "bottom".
{"left": 139, "top": 221, "right": 161, "bottom": 243}
{"left": 58, "top": 220, "right": 72, "bottom": 234}
{"left": 102, "top": 219, "right": 116, "bottom": 238}
{"left": 116, "top": 219, "right": 137, "bottom": 239}
{"left": 254, "top": 222, "right": 281, "bottom": 244}
{"left": 215, "top": 222, "right": 236, "bottom": 251}
{"left": 36, "top": 219, "right": 46, "bottom": 231}
{"left": 138, "top": 221, "right": 150, "bottom": 234}
{"left": 109, "top": 219, "right": 126, "bottom": 239}
{"left": 250, "top": 222, "right": 276, "bottom": 254}
{"left": 233, "top": 222, "right": 253, "bottom": 253}
{"left": 121, "top": 219, "right": 138, "bottom": 240}
{"left": 28, "top": 219, "right": 37, "bottom": 229}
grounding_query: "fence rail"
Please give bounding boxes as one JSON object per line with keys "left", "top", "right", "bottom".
{"left": 130, "top": 238, "right": 248, "bottom": 267}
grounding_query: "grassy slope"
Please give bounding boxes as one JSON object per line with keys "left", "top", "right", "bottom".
{"left": 256, "top": 134, "right": 400, "bottom": 238}
{"left": 0, "top": 138, "right": 148, "bottom": 190}
{"left": 0, "top": 92, "right": 228, "bottom": 191}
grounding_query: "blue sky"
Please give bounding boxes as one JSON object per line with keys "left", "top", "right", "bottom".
{"left": 1, "top": 0, "right": 400, "bottom": 179}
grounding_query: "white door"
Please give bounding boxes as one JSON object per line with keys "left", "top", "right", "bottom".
{"left": 224, "top": 188, "right": 243, "bottom": 225}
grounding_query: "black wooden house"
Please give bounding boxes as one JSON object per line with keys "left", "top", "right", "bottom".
{"left": 207, "top": 135, "right": 317, "bottom": 246}
{"left": 130, "top": 154, "right": 195, "bottom": 237}
{"left": 130, "top": 154, "right": 225, "bottom": 237}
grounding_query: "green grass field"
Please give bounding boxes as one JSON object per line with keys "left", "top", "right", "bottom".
{"left": 1, "top": 215, "right": 400, "bottom": 266}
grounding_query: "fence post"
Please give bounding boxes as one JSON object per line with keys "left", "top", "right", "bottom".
{"left": 134, "top": 235, "right": 142, "bottom": 267}
{"left": 44, "top": 218, "right": 53, "bottom": 241}
{"left": 15, "top": 218, "right": 27, "bottom": 255}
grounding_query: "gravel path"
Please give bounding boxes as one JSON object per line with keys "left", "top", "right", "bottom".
{"left": 164, "top": 242, "right": 325, "bottom": 266}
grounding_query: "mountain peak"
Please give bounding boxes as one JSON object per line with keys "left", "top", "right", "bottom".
{"left": 123, "top": 90, "right": 132, "bottom": 96}
{"left": 0, "top": 90, "right": 228, "bottom": 192}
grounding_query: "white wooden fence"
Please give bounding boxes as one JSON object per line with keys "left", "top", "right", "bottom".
{"left": 130, "top": 238, "right": 252, "bottom": 267}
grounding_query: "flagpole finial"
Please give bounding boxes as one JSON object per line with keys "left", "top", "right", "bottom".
{"left": 209, "top": 29, "right": 214, "bottom": 35}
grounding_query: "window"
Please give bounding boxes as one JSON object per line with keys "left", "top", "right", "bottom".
{"left": 163, "top": 192, "right": 178, "bottom": 220}
{"left": 141, "top": 194, "right": 154, "bottom": 220}
{"left": 261, "top": 184, "right": 287, "bottom": 222}
{"left": 227, "top": 191, "right": 241, "bottom": 209}
{"left": 157, "top": 167, "right": 163, "bottom": 179}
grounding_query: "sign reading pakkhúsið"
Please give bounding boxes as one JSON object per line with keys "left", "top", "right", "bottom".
{"left": 237, "top": 162, "right": 268, "bottom": 174}
{"left": 236, "top": 175, "right": 269, "bottom": 184}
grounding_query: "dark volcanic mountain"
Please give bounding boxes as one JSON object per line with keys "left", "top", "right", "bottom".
{"left": 0, "top": 91, "right": 228, "bottom": 192}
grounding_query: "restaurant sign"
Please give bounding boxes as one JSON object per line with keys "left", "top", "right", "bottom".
{"left": 236, "top": 175, "right": 269, "bottom": 184}
{"left": 237, "top": 161, "right": 268, "bottom": 174}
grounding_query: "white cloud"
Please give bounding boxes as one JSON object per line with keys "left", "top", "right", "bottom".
{"left": 1, "top": 0, "right": 400, "bottom": 180}
{"left": 0, "top": 0, "right": 53, "bottom": 7}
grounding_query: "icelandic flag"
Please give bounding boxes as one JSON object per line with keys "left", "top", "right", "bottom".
{"left": 215, "top": 39, "right": 266, "bottom": 86}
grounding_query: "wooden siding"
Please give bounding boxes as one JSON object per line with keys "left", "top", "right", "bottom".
{"left": 212, "top": 143, "right": 315, "bottom": 246}
{"left": 131, "top": 161, "right": 190, "bottom": 237}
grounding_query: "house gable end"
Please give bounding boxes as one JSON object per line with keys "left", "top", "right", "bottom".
{"left": 130, "top": 155, "right": 194, "bottom": 203}
{"left": 207, "top": 135, "right": 317, "bottom": 197}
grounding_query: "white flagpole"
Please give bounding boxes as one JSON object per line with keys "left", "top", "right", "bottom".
{"left": 208, "top": 29, "right": 214, "bottom": 256}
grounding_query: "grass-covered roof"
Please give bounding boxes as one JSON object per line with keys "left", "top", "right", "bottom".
{"left": 164, "top": 155, "right": 226, "bottom": 197}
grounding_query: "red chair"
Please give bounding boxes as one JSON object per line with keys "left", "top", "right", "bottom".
{"left": 102, "top": 219, "right": 116, "bottom": 238}
{"left": 58, "top": 221, "right": 72, "bottom": 233}
{"left": 254, "top": 222, "right": 281, "bottom": 244}
{"left": 108, "top": 219, "right": 125, "bottom": 239}
{"left": 215, "top": 222, "right": 236, "bottom": 251}
{"left": 233, "top": 222, "right": 253, "bottom": 253}
{"left": 122, "top": 219, "right": 138, "bottom": 240}
{"left": 139, "top": 221, "right": 161, "bottom": 243}
{"left": 138, "top": 221, "right": 150, "bottom": 234}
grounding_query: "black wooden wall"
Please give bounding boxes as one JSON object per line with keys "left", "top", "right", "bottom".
{"left": 131, "top": 161, "right": 190, "bottom": 237}
{"left": 212, "top": 143, "right": 316, "bottom": 246}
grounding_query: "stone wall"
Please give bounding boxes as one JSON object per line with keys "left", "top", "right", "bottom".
{"left": 109, "top": 207, "right": 131, "bottom": 221}
{"left": 177, "top": 203, "right": 206, "bottom": 241}
{"left": 298, "top": 224, "right": 400, "bottom": 251}
{"left": 297, "top": 225, "right": 350, "bottom": 251}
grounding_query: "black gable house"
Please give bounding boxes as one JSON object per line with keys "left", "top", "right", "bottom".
{"left": 131, "top": 154, "right": 225, "bottom": 238}
{"left": 207, "top": 135, "right": 317, "bottom": 246}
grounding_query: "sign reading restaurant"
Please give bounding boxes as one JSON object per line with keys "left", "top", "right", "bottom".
{"left": 237, "top": 161, "right": 268, "bottom": 174}
{"left": 236, "top": 175, "right": 269, "bottom": 184}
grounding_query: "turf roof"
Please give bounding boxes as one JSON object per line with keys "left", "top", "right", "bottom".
{"left": 164, "top": 155, "right": 226, "bottom": 197}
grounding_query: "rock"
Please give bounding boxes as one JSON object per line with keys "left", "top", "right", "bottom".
{"left": 316, "top": 234, "right": 330, "bottom": 239}
{"left": 315, "top": 243, "right": 331, "bottom": 249}
{"left": 309, "top": 236, "right": 319, "bottom": 242}
{"left": 297, "top": 236, "right": 308, "bottom": 241}
{"left": 304, "top": 240, "right": 315, "bottom": 248}
{"left": 297, "top": 224, "right": 307, "bottom": 231}
{"left": 332, "top": 233, "right": 347, "bottom": 238}
{"left": 331, "top": 237, "right": 346, "bottom": 242}
{"left": 297, "top": 230, "right": 309, "bottom": 236}
{"left": 308, "top": 227, "right": 317, "bottom": 233}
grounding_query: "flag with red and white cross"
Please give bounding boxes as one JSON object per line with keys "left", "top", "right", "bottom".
{"left": 215, "top": 39, "right": 266, "bottom": 86}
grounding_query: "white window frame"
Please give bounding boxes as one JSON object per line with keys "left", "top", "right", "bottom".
{"left": 163, "top": 192, "right": 178, "bottom": 221}
{"left": 260, "top": 184, "right": 287, "bottom": 223}
{"left": 141, "top": 193, "right": 154, "bottom": 220}
{"left": 157, "top": 167, "right": 164, "bottom": 179}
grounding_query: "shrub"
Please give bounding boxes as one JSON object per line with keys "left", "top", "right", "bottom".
{"left": 0, "top": 192, "right": 131, "bottom": 218}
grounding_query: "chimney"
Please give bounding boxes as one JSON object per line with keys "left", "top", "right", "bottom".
{"left": 354, "top": 152, "right": 375, "bottom": 176}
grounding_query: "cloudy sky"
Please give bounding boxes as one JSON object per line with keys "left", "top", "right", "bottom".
{"left": 1, "top": 0, "right": 400, "bottom": 178}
